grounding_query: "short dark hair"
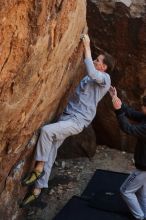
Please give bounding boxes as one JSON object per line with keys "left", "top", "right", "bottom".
{"left": 102, "top": 52, "right": 115, "bottom": 74}
{"left": 142, "top": 96, "right": 146, "bottom": 106}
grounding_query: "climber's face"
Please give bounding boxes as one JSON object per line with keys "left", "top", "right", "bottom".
{"left": 142, "top": 105, "right": 146, "bottom": 114}
{"left": 93, "top": 54, "right": 107, "bottom": 72}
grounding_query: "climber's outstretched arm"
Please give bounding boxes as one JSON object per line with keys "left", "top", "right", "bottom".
{"left": 81, "top": 34, "right": 108, "bottom": 85}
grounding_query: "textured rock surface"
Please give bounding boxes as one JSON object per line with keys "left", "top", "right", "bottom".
{"left": 0, "top": 0, "right": 86, "bottom": 219}
{"left": 87, "top": 0, "right": 146, "bottom": 151}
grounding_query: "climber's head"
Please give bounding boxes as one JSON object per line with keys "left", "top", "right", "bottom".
{"left": 94, "top": 52, "right": 115, "bottom": 74}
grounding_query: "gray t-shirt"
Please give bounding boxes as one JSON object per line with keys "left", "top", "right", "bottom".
{"left": 64, "top": 57, "right": 111, "bottom": 127}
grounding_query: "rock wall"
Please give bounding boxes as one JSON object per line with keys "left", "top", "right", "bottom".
{"left": 87, "top": 0, "right": 146, "bottom": 151}
{"left": 0, "top": 0, "right": 86, "bottom": 219}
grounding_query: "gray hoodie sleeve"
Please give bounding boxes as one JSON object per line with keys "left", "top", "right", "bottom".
{"left": 84, "top": 57, "right": 107, "bottom": 85}
{"left": 115, "top": 107, "right": 146, "bottom": 138}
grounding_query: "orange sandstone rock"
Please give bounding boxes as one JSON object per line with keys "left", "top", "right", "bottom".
{"left": 0, "top": 0, "right": 86, "bottom": 218}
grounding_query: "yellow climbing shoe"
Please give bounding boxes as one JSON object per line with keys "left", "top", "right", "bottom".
{"left": 22, "top": 170, "right": 45, "bottom": 186}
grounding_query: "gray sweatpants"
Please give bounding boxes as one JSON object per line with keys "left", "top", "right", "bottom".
{"left": 34, "top": 114, "right": 84, "bottom": 188}
{"left": 120, "top": 169, "right": 146, "bottom": 220}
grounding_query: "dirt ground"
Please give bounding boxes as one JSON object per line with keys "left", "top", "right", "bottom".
{"left": 23, "top": 145, "right": 134, "bottom": 220}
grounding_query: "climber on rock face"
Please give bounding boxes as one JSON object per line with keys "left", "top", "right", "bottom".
{"left": 109, "top": 86, "right": 146, "bottom": 220}
{"left": 20, "top": 34, "right": 115, "bottom": 207}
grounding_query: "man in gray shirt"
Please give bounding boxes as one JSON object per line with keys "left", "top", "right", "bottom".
{"left": 21, "top": 34, "right": 115, "bottom": 207}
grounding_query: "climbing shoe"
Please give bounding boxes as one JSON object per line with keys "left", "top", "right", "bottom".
{"left": 20, "top": 191, "right": 41, "bottom": 208}
{"left": 22, "top": 170, "right": 45, "bottom": 186}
